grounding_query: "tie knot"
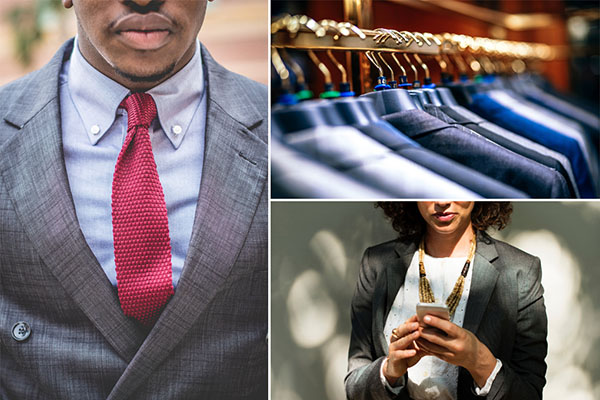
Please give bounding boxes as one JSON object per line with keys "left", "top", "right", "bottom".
{"left": 120, "top": 92, "right": 157, "bottom": 129}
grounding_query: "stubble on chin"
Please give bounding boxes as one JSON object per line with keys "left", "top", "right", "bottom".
{"left": 113, "top": 61, "right": 177, "bottom": 85}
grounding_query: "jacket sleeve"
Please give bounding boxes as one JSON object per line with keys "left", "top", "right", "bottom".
{"left": 344, "top": 248, "right": 409, "bottom": 400}
{"left": 486, "top": 256, "right": 548, "bottom": 399}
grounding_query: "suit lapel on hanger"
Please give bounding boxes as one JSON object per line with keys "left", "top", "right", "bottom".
{"left": 0, "top": 40, "right": 144, "bottom": 362}
{"left": 107, "top": 48, "right": 267, "bottom": 399}
{"left": 462, "top": 235, "right": 499, "bottom": 334}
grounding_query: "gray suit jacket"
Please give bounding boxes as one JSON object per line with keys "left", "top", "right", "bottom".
{"left": 0, "top": 39, "right": 267, "bottom": 399}
{"left": 345, "top": 233, "right": 547, "bottom": 400}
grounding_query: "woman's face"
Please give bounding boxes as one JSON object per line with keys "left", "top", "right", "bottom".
{"left": 417, "top": 201, "right": 475, "bottom": 237}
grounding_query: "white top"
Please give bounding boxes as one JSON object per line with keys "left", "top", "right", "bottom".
{"left": 380, "top": 250, "right": 502, "bottom": 398}
{"left": 383, "top": 251, "right": 472, "bottom": 399}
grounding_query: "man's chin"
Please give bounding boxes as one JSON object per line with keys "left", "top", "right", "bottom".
{"left": 113, "top": 62, "right": 177, "bottom": 86}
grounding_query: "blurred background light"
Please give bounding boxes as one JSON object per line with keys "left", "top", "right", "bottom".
{"left": 287, "top": 269, "right": 338, "bottom": 349}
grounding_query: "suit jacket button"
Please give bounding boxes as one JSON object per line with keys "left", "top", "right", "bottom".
{"left": 11, "top": 321, "right": 31, "bottom": 342}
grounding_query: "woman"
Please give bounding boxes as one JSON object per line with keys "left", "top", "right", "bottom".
{"left": 345, "top": 202, "right": 547, "bottom": 400}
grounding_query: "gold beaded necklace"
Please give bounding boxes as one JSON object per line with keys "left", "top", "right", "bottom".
{"left": 418, "top": 233, "right": 477, "bottom": 318}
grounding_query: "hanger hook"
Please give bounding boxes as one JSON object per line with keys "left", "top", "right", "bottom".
{"left": 413, "top": 54, "right": 430, "bottom": 80}
{"left": 390, "top": 52, "right": 407, "bottom": 78}
{"left": 319, "top": 19, "right": 348, "bottom": 40}
{"left": 452, "top": 52, "right": 468, "bottom": 76}
{"left": 400, "top": 31, "right": 422, "bottom": 47}
{"left": 326, "top": 50, "right": 347, "bottom": 83}
{"left": 377, "top": 52, "right": 394, "bottom": 82}
{"left": 365, "top": 51, "right": 384, "bottom": 77}
{"left": 440, "top": 53, "right": 455, "bottom": 79}
{"left": 403, "top": 53, "right": 419, "bottom": 84}
{"left": 280, "top": 48, "right": 306, "bottom": 86}
{"left": 424, "top": 32, "right": 442, "bottom": 46}
{"left": 284, "top": 15, "right": 302, "bottom": 37}
{"left": 271, "top": 14, "right": 291, "bottom": 34}
{"left": 373, "top": 28, "right": 390, "bottom": 45}
{"left": 307, "top": 50, "right": 332, "bottom": 84}
{"left": 414, "top": 32, "right": 432, "bottom": 46}
{"left": 271, "top": 46, "right": 291, "bottom": 91}
{"left": 463, "top": 52, "right": 482, "bottom": 74}
{"left": 373, "top": 28, "right": 403, "bottom": 45}
{"left": 434, "top": 55, "right": 447, "bottom": 73}
{"left": 297, "top": 15, "right": 326, "bottom": 38}
{"left": 337, "top": 21, "right": 367, "bottom": 39}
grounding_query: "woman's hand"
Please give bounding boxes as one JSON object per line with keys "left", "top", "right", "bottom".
{"left": 416, "top": 315, "right": 497, "bottom": 387}
{"left": 383, "top": 315, "right": 426, "bottom": 385}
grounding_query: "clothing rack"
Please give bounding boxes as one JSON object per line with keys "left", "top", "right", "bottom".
{"left": 272, "top": 15, "right": 558, "bottom": 93}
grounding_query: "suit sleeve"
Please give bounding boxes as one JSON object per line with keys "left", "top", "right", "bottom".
{"left": 345, "top": 248, "right": 409, "bottom": 400}
{"left": 486, "top": 256, "right": 548, "bottom": 399}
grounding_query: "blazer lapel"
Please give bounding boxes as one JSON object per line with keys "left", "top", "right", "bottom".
{"left": 107, "top": 46, "right": 267, "bottom": 400}
{"left": 388, "top": 240, "right": 418, "bottom": 314}
{"left": 372, "top": 240, "right": 416, "bottom": 356}
{"left": 0, "top": 40, "right": 144, "bottom": 362}
{"left": 462, "top": 233, "right": 500, "bottom": 334}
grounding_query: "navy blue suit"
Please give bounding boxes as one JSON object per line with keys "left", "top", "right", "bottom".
{"left": 383, "top": 109, "right": 572, "bottom": 198}
{"left": 470, "top": 92, "right": 595, "bottom": 197}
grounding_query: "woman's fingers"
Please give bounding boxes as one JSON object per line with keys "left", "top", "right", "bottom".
{"left": 407, "top": 314, "right": 419, "bottom": 323}
{"left": 386, "top": 316, "right": 428, "bottom": 377}
{"left": 416, "top": 338, "right": 454, "bottom": 357}
{"left": 390, "top": 329, "right": 420, "bottom": 350}
{"left": 422, "top": 315, "right": 457, "bottom": 336}
{"left": 389, "top": 348, "right": 418, "bottom": 360}
{"left": 394, "top": 321, "right": 419, "bottom": 338}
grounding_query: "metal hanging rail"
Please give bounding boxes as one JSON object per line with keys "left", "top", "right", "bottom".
{"left": 272, "top": 16, "right": 440, "bottom": 55}
{"left": 272, "top": 15, "right": 556, "bottom": 60}
{"left": 271, "top": 15, "right": 558, "bottom": 94}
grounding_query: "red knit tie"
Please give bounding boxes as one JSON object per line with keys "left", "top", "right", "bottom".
{"left": 112, "top": 92, "right": 173, "bottom": 326}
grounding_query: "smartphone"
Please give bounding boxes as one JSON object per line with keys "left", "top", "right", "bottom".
{"left": 416, "top": 303, "right": 450, "bottom": 324}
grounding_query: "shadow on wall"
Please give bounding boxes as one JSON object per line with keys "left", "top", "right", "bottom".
{"left": 271, "top": 202, "right": 600, "bottom": 400}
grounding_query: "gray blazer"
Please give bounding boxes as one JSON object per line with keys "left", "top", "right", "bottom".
{"left": 345, "top": 232, "right": 547, "bottom": 400}
{"left": 0, "top": 39, "right": 267, "bottom": 399}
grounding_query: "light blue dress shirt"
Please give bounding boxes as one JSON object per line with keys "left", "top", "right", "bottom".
{"left": 61, "top": 38, "right": 206, "bottom": 288}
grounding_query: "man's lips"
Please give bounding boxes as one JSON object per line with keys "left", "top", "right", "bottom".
{"left": 119, "top": 30, "right": 170, "bottom": 50}
{"left": 113, "top": 13, "right": 174, "bottom": 50}
{"left": 433, "top": 212, "right": 456, "bottom": 222}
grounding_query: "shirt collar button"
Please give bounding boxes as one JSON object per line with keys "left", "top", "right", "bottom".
{"left": 172, "top": 125, "right": 182, "bottom": 135}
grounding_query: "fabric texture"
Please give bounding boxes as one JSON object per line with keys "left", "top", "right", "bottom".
{"left": 470, "top": 92, "right": 595, "bottom": 197}
{"left": 423, "top": 103, "right": 579, "bottom": 197}
{"left": 351, "top": 122, "right": 527, "bottom": 198}
{"left": 112, "top": 93, "right": 173, "bottom": 326}
{"left": 345, "top": 233, "right": 548, "bottom": 400}
{"left": 0, "top": 39, "right": 267, "bottom": 399}
{"left": 282, "top": 124, "right": 478, "bottom": 198}
{"left": 383, "top": 109, "right": 571, "bottom": 198}
{"left": 271, "top": 136, "right": 389, "bottom": 198}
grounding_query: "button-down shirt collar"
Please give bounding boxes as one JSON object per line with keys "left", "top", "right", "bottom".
{"left": 68, "top": 37, "right": 204, "bottom": 149}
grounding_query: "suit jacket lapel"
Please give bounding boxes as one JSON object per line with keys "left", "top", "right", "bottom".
{"left": 388, "top": 240, "right": 418, "bottom": 314}
{"left": 107, "top": 46, "right": 267, "bottom": 400}
{"left": 462, "top": 233, "right": 499, "bottom": 334}
{"left": 0, "top": 40, "right": 144, "bottom": 362}
{"left": 458, "top": 233, "right": 500, "bottom": 397}
{"left": 372, "top": 240, "right": 416, "bottom": 356}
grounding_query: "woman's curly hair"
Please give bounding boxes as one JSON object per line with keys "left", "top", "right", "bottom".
{"left": 376, "top": 202, "right": 513, "bottom": 239}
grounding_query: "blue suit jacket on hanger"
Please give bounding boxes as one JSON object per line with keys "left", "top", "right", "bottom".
{"left": 470, "top": 92, "right": 595, "bottom": 198}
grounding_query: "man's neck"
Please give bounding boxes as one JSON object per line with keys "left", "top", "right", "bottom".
{"left": 76, "top": 37, "right": 196, "bottom": 92}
